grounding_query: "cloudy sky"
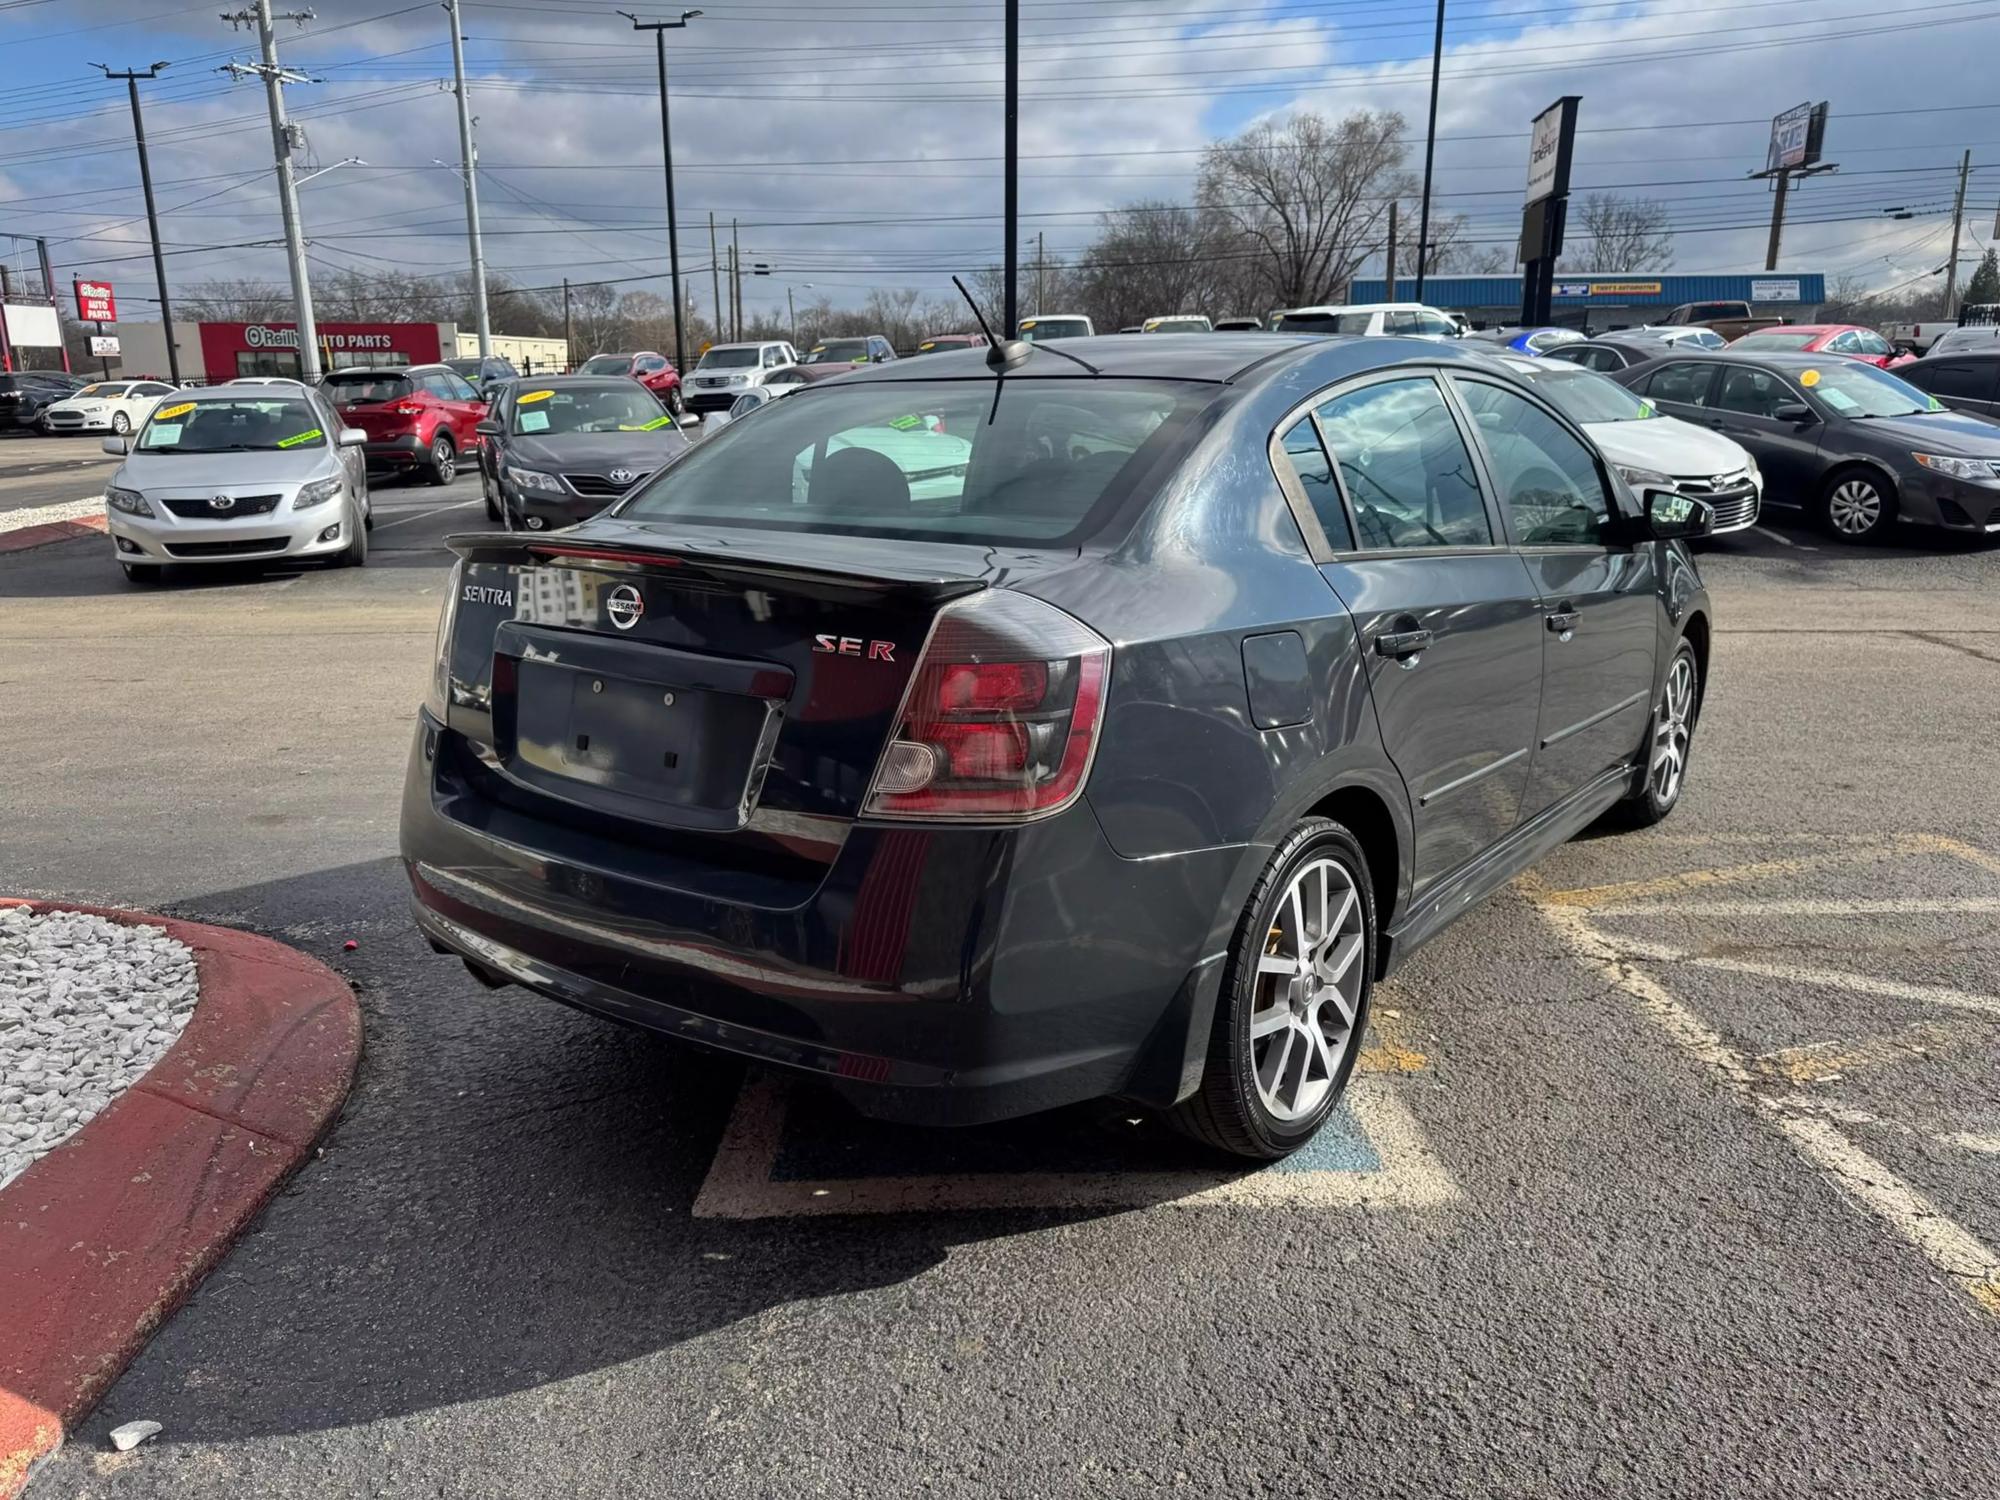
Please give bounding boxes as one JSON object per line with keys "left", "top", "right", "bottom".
{"left": 0, "top": 0, "right": 1993, "bottom": 329}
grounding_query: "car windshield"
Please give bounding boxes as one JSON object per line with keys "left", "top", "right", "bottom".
{"left": 1145, "top": 319, "right": 1209, "bottom": 333}
{"left": 75, "top": 383, "right": 133, "bottom": 398}
{"left": 1805, "top": 362, "right": 1932, "bottom": 418}
{"left": 1531, "top": 367, "right": 1656, "bottom": 424}
{"left": 1274, "top": 311, "right": 1372, "bottom": 335}
{"left": 805, "top": 340, "right": 872, "bottom": 364}
{"left": 510, "top": 385, "right": 672, "bottom": 435}
{"left": 1018, "top": 319, "right": 1089, "bottom": 342}
{"left": 137, "top": 396, "right": 326, "bottom": 452}
{"left": 445, "top": 359, "right": 482, "bottom": 377}
{"left": 577, "top": 355, "right": 632, "bottom": 375}
{"left": 324, "top": 373, "right": 414, "bottom": 404}
{"left": 698, "top": 348, "right": 762, "bottom": 369}
{"left": 1730, "top": 331, "right": 1819, "bottom": 351}
{"left": 618, "top": 379, "right": 1207, "bottom": 544}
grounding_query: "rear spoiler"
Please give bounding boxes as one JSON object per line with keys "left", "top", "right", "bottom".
{"left": 444, "top": 532, "right": 990, "bottom": 605}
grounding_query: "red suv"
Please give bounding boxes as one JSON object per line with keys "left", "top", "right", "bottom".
{"left": 322, "top": 364, "right": 488, "bottom": 485}
{"left": 574, "top": 351, "right": 685, "bottom": 417}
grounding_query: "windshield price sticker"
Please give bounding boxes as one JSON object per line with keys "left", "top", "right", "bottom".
{"left": 888, "top": 414, "right": 924, "bottom": 430}
{"left": 155, "top": 401, "right": 197, "bottom": 421}
{"left": 517, "top": 390, "right": 554, "bottom": 404}
{"left": 147, "top": 425, "right": 182, "bottom": 445}
{"left": 518, "top": 410, "right": 551, "bottom": 433}
{"left": 277, "top": 429, "right": 323, "bottom": 448}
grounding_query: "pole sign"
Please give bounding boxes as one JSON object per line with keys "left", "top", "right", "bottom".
{"left": 89, "top": 335, "right": 121, "bottom": 356}
{"left": 76, "top": 280, "right": 117, "bottom": 323}
{"left": 1520, "top": 96, "right": 1581, "bottom": 326}
{"left": 1525, "top": 98, "right": 1577, "bottom": 207}
{"left": 1765, "top": 103, "right": 1818, "bottom": 173}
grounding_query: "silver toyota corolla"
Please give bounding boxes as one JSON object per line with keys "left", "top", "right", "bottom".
{"left": 101, "top": 381, "right": 372, "bottom": 583}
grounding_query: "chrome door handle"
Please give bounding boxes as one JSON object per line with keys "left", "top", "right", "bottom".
{"left": 1374, "top": 628, "right": 1434, "bottom": 660}
{"left": 1545, "top": 611, "right": 1580, "bottom": 633}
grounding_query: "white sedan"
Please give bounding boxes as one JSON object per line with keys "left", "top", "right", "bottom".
{"left": 41, "top": 380, "right": 179, "bottom": 437}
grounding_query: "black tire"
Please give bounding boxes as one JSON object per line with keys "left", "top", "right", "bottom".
{"left": 668, "top": 384, "right": 686, "bottom": 418}
{"left": 483, "top": 472, "right": 501, "bottom": 522}
{"left": 1610, "top": 637, "right": 1700, "bottom": 829}
{"left": 120, "top": 560, "right": 162, "bottom": 585}
{"left": 1816, "top": 467, "right": 1896, "bottom": 543}
{"left": 425, "top": 433, "right": 457, "bottom": 487}
{"left": 338, "top": 509, "right": 368, "bottom": 567}
{"left": 1171, "top": 817, "right": 1375, "bottom": 1161}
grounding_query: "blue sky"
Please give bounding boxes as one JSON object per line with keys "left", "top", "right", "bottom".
{"left": 1, "top": 0, "right": 1994, "bottom": 326}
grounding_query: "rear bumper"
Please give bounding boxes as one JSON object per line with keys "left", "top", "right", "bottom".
{"left": 362, "top": 434, "right": 431, "bottom": 469}
{"left": 400, "top": 713, "right": 1236, "bottom": 1124}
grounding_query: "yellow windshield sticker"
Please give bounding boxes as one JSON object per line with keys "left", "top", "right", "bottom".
{"left": 1020, "top": 319, "right": 1038, "bottom": 329}
{"left": 888, "top": 414, "right": 923, "bottom": 430}
{"left": 1638, "top": 400, "right": 1655, "bottom": 417}
{"left": 155, "top": 401, "right": 197, "bottom": 421}
{"left": 276, "top": 428, "right": 323, "bottom": 448}
{"left": 1927, "top": 395, "right": 1946, "bottom": 411}
{"left": 1799, "top": 369, "right": 1820, "bottom": 387}
{"left": 919, "top": 342, "right": 936, "bottom": 350}
{"left": 517, "top": 389, "right": 554, "bottom": 404}
{"left": 616, "top": 415, "right": 676, "bottom": 431}
{"left": 810, "top": 346, "right": 827, "bottom": 354}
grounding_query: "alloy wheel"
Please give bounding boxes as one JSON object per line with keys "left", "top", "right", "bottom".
{"left": 433, "top": 438, "right": 455, "bottom": 484}
{"left": 1249, "top": 857, "right": 1366, "bottom": 1123}
{"left": 1827, "top": 478, "right": 1882, "bottom": 537}
{"left": 112, "top": 412, "right": 131, "bottom": 435}
{"left": 1651, "top": 651, "right": 1696, "bottom": 805}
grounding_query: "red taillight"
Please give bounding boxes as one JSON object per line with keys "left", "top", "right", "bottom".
{"left": 863, "top": 591, "right": 1110, "bottom": 822}
{"left": 392, "top": 403, "right": 424, "bottom": 416}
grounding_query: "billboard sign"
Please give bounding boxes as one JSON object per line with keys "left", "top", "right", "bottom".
{"left": 75, "top": 280, "right": 116, "bottom": 323}
{"left": 1765, "top": 103, "right": 1823, "bottom": 173}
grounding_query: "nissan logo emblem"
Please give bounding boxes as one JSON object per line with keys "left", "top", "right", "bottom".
{"left": 208, "top": 494, "right": 235, "bottom": 511}
{"left": 606, "top": 583, "right": 645, "bottom": 631}
{"left": 609, "top": 468, "right": 637, "bottom": 486}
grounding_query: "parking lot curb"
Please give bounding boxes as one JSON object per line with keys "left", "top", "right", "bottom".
{"left": 0, "top": 515, "right": 106, "bottom": 555}
{"left": 0, "top": 900, "right": 361, "bottom": 1497}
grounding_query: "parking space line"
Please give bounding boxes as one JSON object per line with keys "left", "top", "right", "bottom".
{"left": 1596, "top": 933, "right": 2000, "bottom": 1023}
{"left": 370, "top": 499, "right": 480, "bottom": 532}
{"left": 1536, "top": 837, "right": 1945, "bottom": 908}
{"left": 690, "top": 1073, "right": 1462, "bottom": 1220}
{"left": 1587, "top": 896, "right": 2000, "bottom": 918}
{"left": 1537, "top": 896, "right": 2000, "bottom": 1318}
{"left": 1755, "top": 1019, "right": 1983, "bottom": 1083}
{"left": 1753, "top": 526, "right": 1818, "bottom": 551}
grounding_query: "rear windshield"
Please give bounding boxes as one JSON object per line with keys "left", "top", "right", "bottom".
{"left": 577, "top": 355, "right": 632, "bottom": 376}
{"left": 1274, "top": 311, "right": 1371, "bottom": 335}
{"left": 806, "top": 340, "right": 872, "bottom": 364}
{"left": 1145, "top": 318, "right": 1210, "bottom": 333}
{"left": 618, "top": 379, "right": 1208, "bottom": 544}
{"left": 698, "top": 348, "right": 762, "bottom": 369}
{"left": 1017, "top": 319, "right": 1090, "bottom": 342}
{"left": 510, "top": 385, "right": 673, "bottom": 434}
{"left": 137, "top": 396, "right": 326, "bottom": 452}
{"left": 325, "top": 372, "right": 414, "bottom": 404}
{"left": 1730, "top": 331, "right": 1818, "bottom": 351}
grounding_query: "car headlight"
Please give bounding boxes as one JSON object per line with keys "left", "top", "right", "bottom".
{"left": 505, "top": 465, "right": 562, "bottom": 493}
{"left": 292, "top": 476, "right": 343, "bottom": 509}
{"left": 106, "top": 485, "right": 153, "bottom": 517}
{"left": 427, "top": 560, "right": 463, "bottom": 721}
{"left": 1615, "top": 464, "right": 1674, "bottom": 491}
{"left": 1912, "top": 452, "right": 1996, "bottom": 482}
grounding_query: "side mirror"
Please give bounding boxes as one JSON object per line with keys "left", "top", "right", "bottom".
{"left": 702, "top": 410, "right": 733, "bottom": 436}
{"left": 1643, "top": 488, "right": 1714, "bottom": 541}
{"left": 337, "top": 427, "right": 368, "bottom": 448}
{"left": 475, "top": 419, "right": 503, "bottom": 437}
{"left": 1771, "top": 401, "right": 1815, "bottom": 423}
{"left": 101, "top": 436, "right": 128, "bottom": 456}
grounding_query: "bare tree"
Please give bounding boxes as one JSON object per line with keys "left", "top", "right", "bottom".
{"left": 1073, "top": 203, "right": 1237, "bottom": 332}
{"left": 1393, "top": 210, "right": 1513, "bottom": 280}
{"left": 1198, "top": 110, "right": 1411, "bottom": 310}
{"left": 178, "top": 279, "right": 292, "bottom": 320}
{"left": 1563, "top": 193, "right": 1674, "bottom": 273}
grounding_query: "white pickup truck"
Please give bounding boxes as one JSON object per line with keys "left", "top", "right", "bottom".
{"left": 1885, "top": 321, "right": 1961, "bottom": 355}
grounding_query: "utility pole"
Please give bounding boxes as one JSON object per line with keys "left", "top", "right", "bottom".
{"left": 1385, "top": 200, "right": 1399, "bottom": 302}
{"left": 222, "top": 2, "right": 322, "bottom": 382}
{"left": 620, "top": 9, "right": 700, "bottom": 375}
{"left": 1003, "top": 0, "right": 1018, "bottom": 334}
{"left": 1943, "top": 147, "right": 1971, "bottom": 318}
{"left": 561, "top": 277, "right": 572, "bottom": 367}
{"left": 95, "top": 63, "right": 181, "bottom": 384}
{"left": 731, "top": 217, "right": 741, "bottom": 339}
{"left": 443, "top": 0, "right": 491, "bottom": 359}
{"left": 1035, "top": 231, "right": 1044, "bottom": 316}
{"left": 709, "top": 212, "right": 720, "bottom": 343}
{"left": 787, "top": 285, "right": 796, "bottom": 347}
{"left": 1414, "top": 0, "right": 1445, "bottom": 301}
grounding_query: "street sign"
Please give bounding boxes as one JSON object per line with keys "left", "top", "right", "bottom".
{"left": 89, "top": 335, "right": 121, "bottom": 356}
{"left": 76, "top": 280, "right": 116, "bottom": 323}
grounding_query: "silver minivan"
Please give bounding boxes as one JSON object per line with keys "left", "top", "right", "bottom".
{"left": 101, "top": 381, "right": 371, "bottom": 582}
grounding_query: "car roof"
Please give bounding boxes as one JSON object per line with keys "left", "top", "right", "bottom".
{"left": 819, "top": 332, "right": 1485, "bottom": 388}
{"left": 501, "top": 374, "right": 657, "bottom": 389}
{"left": 704, "top": 341, "right": 787, "bottom": 351}
{"left": 1275, "top": 302, "right": 1440, "bottom": 317}
{"left": 1625, "top": 349, "right": 1873, "bottom": 370}
{"left": 1913, "top": 344, "right": 2000, "bottom": 359}
{"left": 325, "top": 363, "right": 451, "bottom": 376}
{"left": 1736, "top": 324, "right": 1847, "bottom": 337}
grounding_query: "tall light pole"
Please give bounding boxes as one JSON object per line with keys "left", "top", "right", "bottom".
{"left": 444, "top": 0, "right": 491, "bottom": 358}
{"left": 222, "top": 1, "right": 322, "bottom": 381}
{"left": 95, "top": 62, "right": 181, "bottom": 384}
{"left": 620, "top": 8, "right": 700, "bottom": 376}
{"left": 1414, "top": 0, "right": 1445, "bottom": 302}
{"left": 1003, "top": 0, "right": 1019, "bottom": 335}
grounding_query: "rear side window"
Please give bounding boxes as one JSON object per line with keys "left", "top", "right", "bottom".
{"left": 1275, "top": 417, "right": 1354, "bottom": 550}
{"left": 620, "top": 379, "right": 1205, "bottom": 544}
{"left": 1313, "top": 377, "right": 1490, "bottom": 549}
{"left": 1639, "top": 363, "right": 1714, "bottom": 406}
{"left": 1451, "top": 379, "right": 1612, "bottom": 546}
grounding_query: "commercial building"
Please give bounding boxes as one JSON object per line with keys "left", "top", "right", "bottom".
{"left": 109, "top": 320, "right": 569, "bottom": 383}
{"left": 1350, "top": 272, "right": 1828, "bottom": 331}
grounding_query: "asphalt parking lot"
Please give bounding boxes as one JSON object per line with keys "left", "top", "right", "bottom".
{"left": 4, "top": 438, "right": 1998, "bottom": 1497}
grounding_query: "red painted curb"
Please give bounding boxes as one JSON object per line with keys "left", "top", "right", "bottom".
{"left": 0, "top": 901, "right": 361, "bottom": 1495}
{"left": 0, "top": 515, "right": 106, "bottom": 556}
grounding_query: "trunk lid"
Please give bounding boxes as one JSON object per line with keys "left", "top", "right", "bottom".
{"left": 440, "top": 522, "right": 1066, "bottom": 836}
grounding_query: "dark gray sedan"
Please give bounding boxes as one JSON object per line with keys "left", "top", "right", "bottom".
{"left": 405, "top": 335, "right": 1713, "bottom": 1159}
{"left": 475, "top": 375, "right": 691, "bottom": 530}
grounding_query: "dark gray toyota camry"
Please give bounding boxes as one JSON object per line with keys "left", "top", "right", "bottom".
{"left": 402, "top": 333, "right": 1714, "bottom": 1159}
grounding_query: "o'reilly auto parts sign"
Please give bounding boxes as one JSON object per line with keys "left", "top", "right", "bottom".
{"left": 244, "top": 324, "right": 400, "bottom": 353}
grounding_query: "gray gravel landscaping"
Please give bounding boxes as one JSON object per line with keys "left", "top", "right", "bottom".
{"left": 0, "top": 906, "right": 197, "bottom": 1190}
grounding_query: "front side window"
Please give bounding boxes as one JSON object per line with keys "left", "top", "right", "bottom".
{"left": 1905, "top": 362, "right": 1995, "bottom": 402}
{"left": 137, "top": 396, "right": 326, "bottom": 452}
{"left": 1275, "top": 416, "right": 1354, "bottom": 550}
{"left": 577, "top": 355, "right": 631, "bottom": 376}
{"left": 1313, "top": 377, "right": 1490, "bottom": 550}
{"left": 1854, "top": 330, "right": 1893, "bottom": 357}
{"left": 1639, "top": 363, "right": 1715, "bottom": 407}
{"left": 1714, "top": 367, "right": 1794, "bottom": 419}
{"left": 1451, "top": 378, "right": 1612, "bottom": 546}
{"left": 619, "top": 379, "right": 1202, "bottom": 544}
